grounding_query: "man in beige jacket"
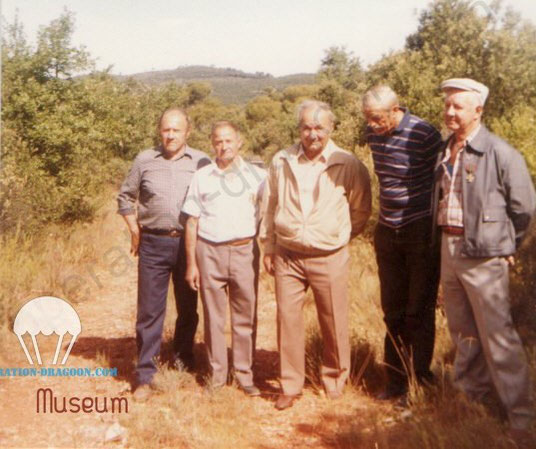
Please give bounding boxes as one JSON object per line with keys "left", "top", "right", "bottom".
{"left": 261, "top": 100, "right": 372, "bottom": 410}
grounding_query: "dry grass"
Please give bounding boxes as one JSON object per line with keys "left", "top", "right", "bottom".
{"left": 0, "top": 190, "right": 131, "bottom": 329}
{"left": 0, "top": 194, "right": 534, "bottom": 448}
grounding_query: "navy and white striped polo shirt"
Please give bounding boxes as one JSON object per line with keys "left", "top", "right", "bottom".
{"left": 367, "top": 109, "right": 442, "bottom": 228}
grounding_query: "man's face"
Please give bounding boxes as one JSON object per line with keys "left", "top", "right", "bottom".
{"left": 159, "top": 112, "right": 190, "bottom": 154}
{"left": 212, "top": 125, "right": 241, "bottom": 165}
{"left": 363, "top": 103, "right": 398, "bottom": 135}
{"left": 299, "top": 107, "right": 333, "bottom": 154}
{"left": 444, "top": 90, "right": 482, "bottom": 135}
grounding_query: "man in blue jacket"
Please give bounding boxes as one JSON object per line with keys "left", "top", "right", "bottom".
{"left": 436, "top": 78, "right": 535, "bottom": 441}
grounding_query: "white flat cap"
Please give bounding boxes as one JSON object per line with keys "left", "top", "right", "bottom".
{"left": 440, "top": 78, "right": 489, "bottom": 105}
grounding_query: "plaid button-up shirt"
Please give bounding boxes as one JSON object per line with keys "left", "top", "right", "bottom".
{"left": 437, "top": 126, "right": 481, "bottom": 228}
{"left": 117, "top": 146, "right": 211, "bottom": 230}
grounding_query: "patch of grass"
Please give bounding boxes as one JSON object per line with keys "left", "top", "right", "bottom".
{"left": 1, "top": 192, "right": 535, "bottom": 448}
{"left": 0, "top": 187, "right": 129, "bottom": 331}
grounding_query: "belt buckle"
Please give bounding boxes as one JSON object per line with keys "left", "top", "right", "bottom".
{"left": 169, "top": 230, "right": 180, "bottom": 237}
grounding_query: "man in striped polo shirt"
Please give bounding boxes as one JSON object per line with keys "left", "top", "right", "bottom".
{"left": 363, "top": 86, "right": 442, "bottom": 402}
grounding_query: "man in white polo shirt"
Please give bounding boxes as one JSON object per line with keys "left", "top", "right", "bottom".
{"left": 183, "top": 121, "right": 266, "bottom": 396}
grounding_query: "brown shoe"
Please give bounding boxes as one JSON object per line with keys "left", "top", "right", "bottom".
{"left": 275, "top": 394, "right": 298, "bottom": 410}
{"left": 132, "top": 384, "right": 152, "bottom": 402}
{"left": 239, "top": 384, "right": 261, "bottom": 397}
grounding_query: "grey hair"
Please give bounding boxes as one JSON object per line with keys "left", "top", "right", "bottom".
{"left": 296, "top": 100, "right": 336, "bottom": 126}
{"left": 210, "top": 120, "right": 241, "bottom": 137}
{"left": 362, "top": 85, "right": 399, "bottom": 110}
{"left": 444, "top": 88, "right": 484, "bottom": 108}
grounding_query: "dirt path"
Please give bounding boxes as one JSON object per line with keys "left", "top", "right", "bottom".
{"left": 0, "top": 203, "right": 398, "bottom": 449}
{"left": 0, "top": 245, "right": 137, "bottom": 448}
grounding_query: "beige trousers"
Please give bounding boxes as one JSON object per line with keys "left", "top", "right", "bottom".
{"left": 441, "top": 234, "right": 533, "bottom": 429}
{"left": 274, "top": 244, "right": 350, "bottom": 395}
{"left": 197, "top": 238, "right": 259, "bottom": 387}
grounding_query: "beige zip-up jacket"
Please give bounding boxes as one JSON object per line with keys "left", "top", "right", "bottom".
{"left": 260, "top": 140, "right": 372, "bottom": 255}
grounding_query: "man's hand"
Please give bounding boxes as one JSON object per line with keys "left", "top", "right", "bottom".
{"left": 185, "top": 264, "right": 200, "bottom": 291}
{"left": 129, "top": 227, "right": 140, "bottom": 256}
{"left": 503, "top": 255, "right": 515, "bottom": 267}
{"left": 122, "top": 214, "right": 141, "bottom": 256}
{"left": 263, "top": 254, "right": 275, "bottom": 276}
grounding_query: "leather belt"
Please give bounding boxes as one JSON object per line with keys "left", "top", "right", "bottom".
{"left": 142, "top": 228, "right": 182, "bottom": 237}
{"left": 442, "top": 226, "right": 464, "bottom": 236}
{"left": 228, "top": 237, "right": 253, "bottom": 246}
{"left": 206, "top": 237, "right": 253, "bottom": 246}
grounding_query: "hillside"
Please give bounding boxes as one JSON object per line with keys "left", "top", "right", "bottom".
{"left": 115, "top": 65, "right": 316, "bottom": 104}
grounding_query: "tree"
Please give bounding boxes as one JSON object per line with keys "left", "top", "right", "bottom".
{"left": 318, "top": 46, "right": 365, "bottom": 91}
{"left": 35, "top": 8, "right": 93, "bottom": 80}
{"left": 367, "top": 0, "right": 536, "bottom": 125}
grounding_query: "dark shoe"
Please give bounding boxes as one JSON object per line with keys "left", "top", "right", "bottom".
{"left": 417, "top": 371, "right": 436, "bottom": 387}
{"left": 132, "top": 384, "right": 153, "bottom": 402}
{"left": 239, "top": 384, "right": 261, "bottom": 397}
{"left": 133, "top": 381, "right": 165, "bottom": 401}
{"left": 376, "top": 386, "right": 407, "bottom": 401}
{"left": 173, "top": 357, "right": 194, "bottom": 373}
{"left": 275, "top": 394, "right": 298, "bottom": 410}
{"left": 508, "top": 428, "right": 532, "bottom": 449}
{"left": 394, "top": 393, "right": 409, "bottom": 409}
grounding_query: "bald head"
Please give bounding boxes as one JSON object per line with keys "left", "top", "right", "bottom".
{"left": 362, "top": 85, "right": 403, "bottom": 135}
{"left": 296, "top": 100, "right": 336, "bottom": 128}
{"left": 362, "top": 85, "right": 399, "bottom": 110}
{"left": 158, "top": 107, "right": 191, "bottom": 156}
{"left": 158, "top": 107, "right": 190, "bottom": 130}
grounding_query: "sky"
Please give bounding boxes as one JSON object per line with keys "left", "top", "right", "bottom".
{"left": 2, "top": 0, "right": 536, "bottom": 77}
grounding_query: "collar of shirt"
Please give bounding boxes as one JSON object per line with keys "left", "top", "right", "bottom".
{"left": 297, "top": 140, "right": 335, "bottom": 164}
{"left": 208, "top": 155, "right": 247, "bottom": 177}
{"left": 364, "top": 108, "right": 411, "bottom": 137}
{"left": 442, "top": 124, "right": 482, "bottom": 166}
{"left": 392, "top": 107, "right": 411, "bottom": 135}
{"left": 154, "top": 145, "right": 194, "bottom": 160}
{"left": 466, "top": 124, "right": 482, "bottom": 144}
{"left": 447, "top": 124, "right": 481, "bottom": 153}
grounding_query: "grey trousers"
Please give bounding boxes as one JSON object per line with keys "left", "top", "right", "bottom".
{"left": 274, "top": 245, "right": 350, "bottom": 396}
{"left": 196, "top": 238, "right": 259, "bottom": 387}
{"left": 441, "top": 234, "right": 533, "bottom": 429}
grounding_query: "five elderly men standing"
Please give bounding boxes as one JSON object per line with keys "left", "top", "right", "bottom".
{"left": 119, "top": 81, "right": 534, "bottom": 438}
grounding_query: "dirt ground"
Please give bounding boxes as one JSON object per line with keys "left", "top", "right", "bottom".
{"left": 0, "top": 213, "right": 438, "bottom": 449}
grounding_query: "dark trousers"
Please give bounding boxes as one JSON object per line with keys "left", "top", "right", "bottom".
{"left": 374, "top": 217, "right": 439, "bottom": 391}
{"left": 136, "top": 233, "right": 198, "bottom": 385}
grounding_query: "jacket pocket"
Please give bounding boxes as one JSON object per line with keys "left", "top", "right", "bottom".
{"left": 479, "top": 207, "right": 512, "bottom": 252}
{"left": 482, "top": 207, "right": 508, "bottom": 222}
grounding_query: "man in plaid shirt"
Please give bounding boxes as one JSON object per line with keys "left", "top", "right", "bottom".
{"left": 118, "top": 107, "right": 210, "bottom": 401}
{"left": 436, "top": 78, "right": 535, "bottom": 445}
